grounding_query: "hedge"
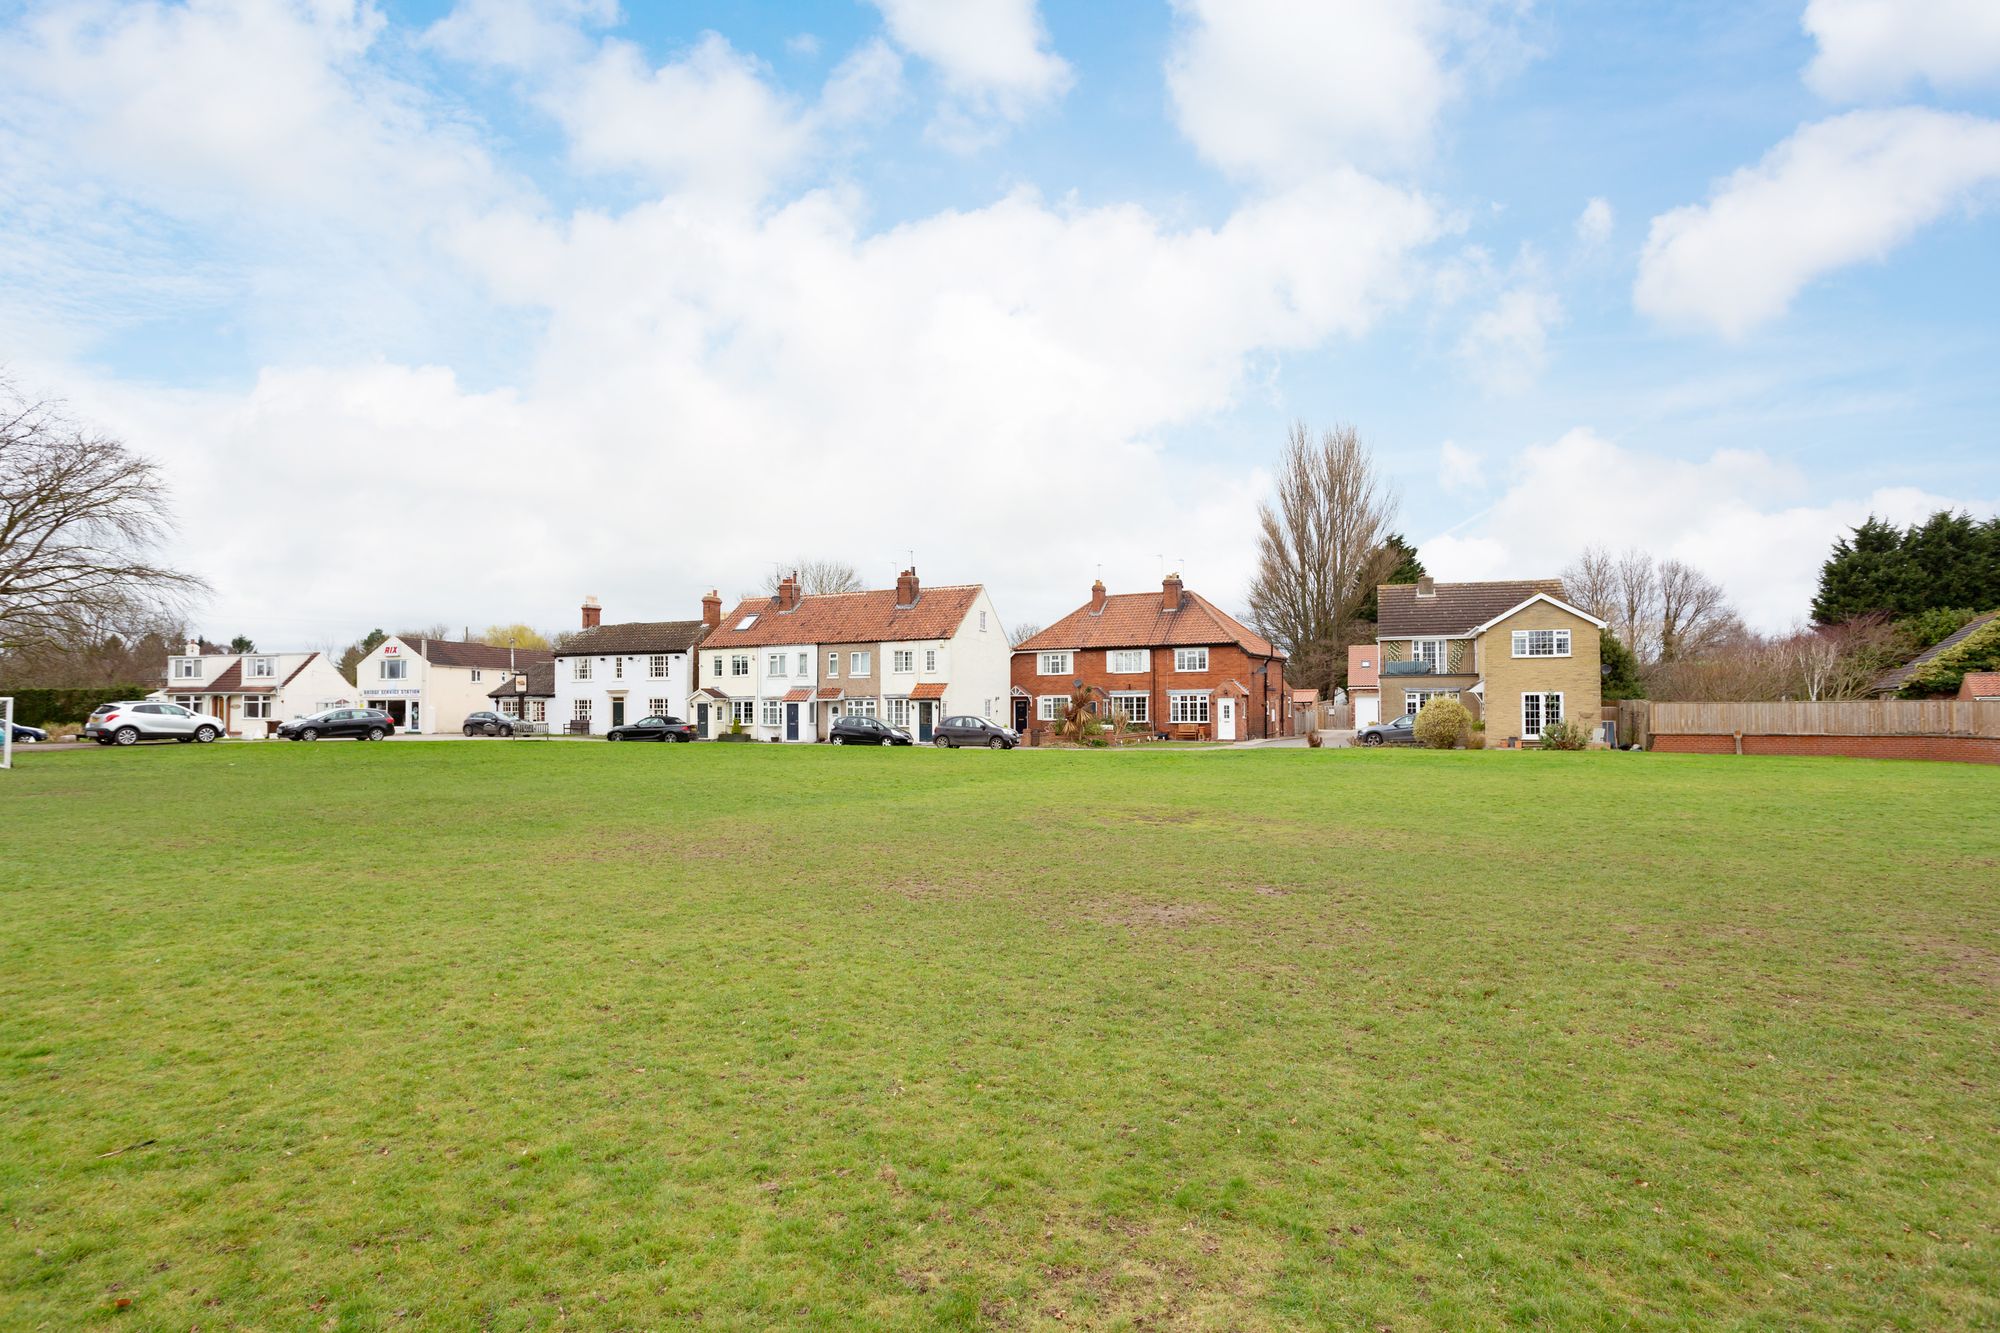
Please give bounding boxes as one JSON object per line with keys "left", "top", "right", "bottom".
{"left": 0, "top": 684, "right": 158, "bottom": 727}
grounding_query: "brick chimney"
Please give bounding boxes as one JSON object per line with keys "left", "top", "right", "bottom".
{"left": 1416, "top": 576, "right": 1436, "bottom": 598}
{"left": 895, "top": 567, "right": 919, "bottom": 607}
{"left": 581, "top": 595, "right": 602, "bottom": 629}
{"left": 777, "top": 573, "right": 800, "bottom": 611}
{"left": 1162, "top": 573, "right": 1184, "bottom": 611}
{"left": 701, "top": 589, "right": 721, "bottom": 630}
{"left": 1089, "top": 579, "right": 1106, "bottom": 613}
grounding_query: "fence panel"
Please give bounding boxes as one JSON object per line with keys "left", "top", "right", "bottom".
{"left": 1646, "top": 700, "right": 2000, "bottom": 738}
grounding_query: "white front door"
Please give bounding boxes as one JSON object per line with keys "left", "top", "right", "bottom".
{"left": 1217, "top": 696, "right": 1236, "bottom": 740}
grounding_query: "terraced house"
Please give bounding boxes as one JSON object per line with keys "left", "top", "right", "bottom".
{"left": 1375, "top": 576, "right": 1606, "bottom": 745}
{"left": 551, "top": 596, "right": 712, "bottom": 735}
{"left": 701, "top": 569, "right": 1008, "bottom": 742}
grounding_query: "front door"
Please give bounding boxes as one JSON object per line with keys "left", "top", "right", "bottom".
{"left": 1013, "top": 697, "right": 1028, "bottom": 733}
{"left": 696, "top": 702, "right": 710, "bottom": 738}
{"left": 1217, "top": 696, "right": 1236, "bottom": 741}
{"left": 611, "top": 698, "right": 625, "bottom": 728}
{"left": 408, "top": 701, "right": 420, "bottom": 733}
{"left": 785, "top": 703, "right": 799, "bottom": 740}
{"left": 916, "top": 701, "right": 935, "bottom": 742}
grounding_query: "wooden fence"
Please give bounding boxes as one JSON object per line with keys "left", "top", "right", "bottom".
{"left": 1638, "top": 699, "right": 2000, "bottom": 739}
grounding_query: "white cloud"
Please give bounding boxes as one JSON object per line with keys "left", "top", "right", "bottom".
{"left": 868, "top": 0, "right": 1071, "bottom": 144}
{"left": 1438, "top": 441, "right": 1484, "bottom": 494}
{"left": 1575, "top": 196, "right": 1613, "bottom": 244}
{"left": 1455, "top": 283, "right": 1562, "bottom": 391}
{"left": 1165, "top": 0, "right": 1522, "bottom": 180}
{"left": 425, "top": 0, "right": 617, "bottom": 74}
{"left": 1635, "top": 107, "right": 2000, "bottom": 338}
{"left": 1420, "top": 428, "right": 1989, "bottom": 629}
{"left": 1804, "top": 0, "right": 2000, "bottom": 100}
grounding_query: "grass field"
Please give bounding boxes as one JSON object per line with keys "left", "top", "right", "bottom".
{"left": 3, "top": 741, "right": 1997, "bottom": 1330}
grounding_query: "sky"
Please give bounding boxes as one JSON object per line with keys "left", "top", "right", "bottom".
{"left": 2, "top": 0, "right": 1997, "bottom": 650}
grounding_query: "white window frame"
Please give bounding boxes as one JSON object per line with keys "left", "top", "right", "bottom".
{"left": 648, "top": 697, "right": 669, "bottom": 718}
{"left": 1037, "top": 695, "right": 1067, "bottom": 721}
{"left": 246, "top": 657, "right": 274, "bottom": 678}
{"left": 1168, "top": 691, "right": 1210, "bottom": 724}
{"left": 1108, "top": 649, "right": 1146, "bottom": 674}
{"left": 573, "top": 658, "right": 592, "bottom": 682}
{"left": 1405, "top": 688, "right": 1462, "bottom": 717}
{"left": 892, "top": 649, "right": 915, "bottom": 674}
{"left": 827, "top": 652, "right": 840, "bottom": 678}
{"left": 1037, "top": 651, "right": 1072, "bottom": 676}
{"left": 574, "top": 698, "right": 593, "bottom": 724}
{"left": 886, "top": 697, "right": 910, "bottom": 727}
{"left": 172, "top": 657, "right": 200, "bottom": 679}
{"left": 767, "top": 653, "right": 787, "bottom": 677}
{"left": 924, "top": 648, "right": 938, "bottom": 673}
{"left": 729, "top": 699, "right": 756, "bottom": 725}
{"left": 381, "top": 658, "right": 408, "bottom": 680}
{"left": 979, "top": 611, "right": 988, "bottom": 632}
{"left": 241, "top": 696, "right": 272, "bottom": 720}
{"left": 649, "top": 654, "right": 668, "bottom": 678}
{"left": 1511, "top": 628, "right": 1571, "bottom": 658}
{"left": 1110, "top": 691, "right": 1149, "bottom": 723}
{"left": 1521, "top": 691, "right": 1563, "bottom": 739}
{"left": 711, "top": 654, "right": 724, "bottom": 678}
{"left": 797, "top": 652, "right": 809, "bottom": 677}
{"left": 850, "top": 651, "right": 871, "bottom": 676}
{"left": 846, "top": 697, "right": 878, "bottom": 717}
{"left": 1410, "top": 638, "right": 1447, "bottom": 672}
{"left": 612, "top": 657, "right": 623, "bottom": 679}
{"left": 731, "top": 654, "right": 750, "bottom": 677}
{"left": 1173, "top": 647, "right": 1209, "bottom": 673}
{"left": 761, "top": 698, "right": 783, "bottom": 728}
{"left": 471, "top": 669, "right": 482, "bottom": 683}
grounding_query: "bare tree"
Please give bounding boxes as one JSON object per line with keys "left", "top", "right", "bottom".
{"left": 0, "top": 380, "right": 206, "bottom": 656}
{"left": 1246, "top": 422, "right": 1398, "bottom": 694}
{"left": 1656, "top": 558, "right": 1735, "bottom": 662}
{"left": 1009, "top": 622, "right": 1042, "bottom": 648}
{"left": 1560, "top": 546, "right": 1618, "bottom": 622}
{"left": 762, "top": 560, "right": 863, "bottom": 596}
{"left": 1613, "top": 549, "right": 1662, "bottom": 660}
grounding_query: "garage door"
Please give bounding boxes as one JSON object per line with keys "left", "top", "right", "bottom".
{"left": 1354, "top": 696, "right": 1378, "bottom": 728}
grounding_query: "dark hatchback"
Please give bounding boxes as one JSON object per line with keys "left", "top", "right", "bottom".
{"left": 606, "top": 715, "right": 694, "bottom": 742}
{"left": 931, "top": 715, "right": 1016, "bottom": 749}
{"left": 828, "top": 715, "right": 913, "bottom": 746}
{"left": 461, "top": 711, "right": 517, "bottom": 737}
{"left": 277, "top": 707, "right": 396, "bottom": 741}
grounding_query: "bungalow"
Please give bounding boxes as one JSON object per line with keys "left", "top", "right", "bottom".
{"left": 1871, "top": 611, "right": 1998, "bottom": 697}
{"left": 551, "top": 596, "right": 711, "bottom": 735}
{"left": 1011, "top": 575, "right": 1288, "bottom": 741}
{"left": 1374, "top": 576, "right": 1605, "bottom": 744}
{"left": 350, "top": 635, "right": 553, "bottom": 734}
{"left": 702, "top": 568, "right": 1008, "bottom": 742}
{"left": 163, "top": 641, "right": 354, "bottom": 738}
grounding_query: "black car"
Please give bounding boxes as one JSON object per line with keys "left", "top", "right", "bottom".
{"left": 1356, "top": 713, "right": 1419, "bottom": 746}
{"left": 931, "top": 715, "right": 1016, "bottom": 749}
{"left": 828, "top": 715, "right": 913, "bottom": 746}
{"left": 461, "top": 711, "right": 517, "bottom": 737}
{"left": 606, "top": 714, "right": 694, "bottom": 742}
{"left": 277, "top": 707, "right": 396, "bottom": 741}
{"left": 9, "top": 721, "right": 47, "bottom": 744}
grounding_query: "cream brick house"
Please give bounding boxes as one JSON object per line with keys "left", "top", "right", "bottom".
{"left": 1375, "top": 577, "right": 1606, "bottom": 744}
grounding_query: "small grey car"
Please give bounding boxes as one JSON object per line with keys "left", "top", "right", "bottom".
{"left": 1356, "top": 713, "right": 1420, "bottom": 746}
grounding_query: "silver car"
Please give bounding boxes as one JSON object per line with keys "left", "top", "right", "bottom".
{"left": 1356, "top": 713, "right": 1420, "bottom": 746}
{"left": 84, "top": 700, "right": 225, "bottom": 746}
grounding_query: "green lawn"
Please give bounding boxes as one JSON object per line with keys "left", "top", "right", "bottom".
{"left": 2, "top": 742, "right": 1997, "bottom": 1330}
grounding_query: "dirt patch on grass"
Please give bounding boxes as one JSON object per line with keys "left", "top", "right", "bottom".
{"left": 1907, "top": 937, "right": 2000, "bottom": 989}
{"left": 1092, "top": 900, "right": 1219, "bottom": 929}
{"left": 546, "top": 828, "right": 766, "bottom": 865}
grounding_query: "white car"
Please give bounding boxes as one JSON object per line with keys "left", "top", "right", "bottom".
{"left": 84, "top": 700, "right": 226, "bottom": 746}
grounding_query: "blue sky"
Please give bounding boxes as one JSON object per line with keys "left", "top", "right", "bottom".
{"left": 1, "top": 0, "right": 1996, "bottom": 647}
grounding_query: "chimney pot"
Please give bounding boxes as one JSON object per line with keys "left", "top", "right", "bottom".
{"left": 582, "top": 595, "right": 602, "bottom": 629}
{"left": 701, "top": 588, "right": 722, "bottom": 630}
{"left": 1162, "top": 573, "right": 1184, "bottom": 612}
{"left": 1416, "top": 576, "right": 1436, "bottom": 598}
{"left": 1089, "top": 579, "right": 1106, "bottom": 613}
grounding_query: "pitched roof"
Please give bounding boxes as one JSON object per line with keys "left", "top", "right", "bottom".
{"left": 176, "top": 661, "right": 253, "bottom": 694}
{"left": 1291, "top": 687, "right": 1321, "bottom": 704}
{"left": 1346, "top": 643, "right": 1379, "bottom": 691}
{"left": 1015, "top": 587, "right": 1279, "bottom": 657}
{"left": 487, "top": 660, "right": 556, "bottom": 699}
{"left": 707, "top": 584, "right": 982, "bottom": 648}
{"left": 1873, "top": 612, "right": 1998, "bottom": 693}
{"left": 554, "top": 620, "right": 709, "bottom": 657}
{"left": 1959, "top": 671, "right": 2000, "bottom": 699}
{"left": 909, "top": 681, "right": 947, "bottom": 699}
{"left": 1376, "top": 579, "right": 1566, "bottom": 637}
{"left": 815, "top": 686, "right": 843, "bottom": 700}
{"left": 401, "top": 637, "right": 555, "bottom": 671}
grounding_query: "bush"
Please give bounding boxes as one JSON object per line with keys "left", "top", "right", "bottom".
{"left": 1537, "top": 718, "right": 1592, "bottom": 750}
{"left": 1412, "top": 697, "right": 1471, "bottom": 749}
{"left": 1899, "top": 612, "right": 2000, "bottom": 697}
{"left": 1305, "top": 729, "right": 1324, "bottom": 748}
{"left": 0, "top": 684, "right": 157, "bottom": 728}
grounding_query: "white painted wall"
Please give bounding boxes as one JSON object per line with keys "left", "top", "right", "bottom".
{"left": 553, "top": 649, "right": 694, "bottom": 734}
{"left": 757, "top": 643, "right": 817, "bottom": 741}
{"left": 944, "top": 587, "right": 1011, "bottom": 724}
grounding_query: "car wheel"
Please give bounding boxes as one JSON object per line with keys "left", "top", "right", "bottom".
{"left": 1362, "top": 733, "right": 1383, "bottom": 746}
{"left": 607, "top": 731, "right": 621, "bottom": 741}
{"left": 367, "top": 727, "right": 385, "bottom": 742}
{"left": 932, "top": 735, "right": 950, "bottom": 748}
{"left": 464, "top": 726, "right": 476, "bottom": 737}
{"left": 988, "top": 736, "right": 1005, "bottom": 749}
{"left": 114, "top": 727, "right": 140, "bottom": 746}
{"left": 501, "top": 726, "right": 514, "bottom": 737}
{"left": 301, "top": 727, "right": 320, "bottom": 742}
{"left": 831, "top": 735, "right": 845, "bottom": 745}
{"left": 194, "top": 725, "right": 219, "bottom": 743}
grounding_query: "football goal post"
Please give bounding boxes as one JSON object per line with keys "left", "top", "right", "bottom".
{"left": 1, "top": 697, "right": 12, "bottom": 771}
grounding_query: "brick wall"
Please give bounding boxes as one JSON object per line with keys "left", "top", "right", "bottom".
{"left": 1010, "top": 643, "right": 1285, "bottom": 739}
{"left": 1652, "top": 734, "right": 2000, "bottom": 764}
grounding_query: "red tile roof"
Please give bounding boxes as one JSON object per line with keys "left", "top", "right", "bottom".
{"left": 1291, "top": 687, "right": 1320, "bottom": 704}
{"left": 909, "top": 681, "right": 947, "bottom": 699}
{"left": 1346, "top": 643, "right": 1379, "bottom": 691}
{"left": 815, "top": 686, "right": 844, "bottom": 700}
{"left": 1376, "top": 580, "right": 1566, "bottom": 637}
{"left": 1015, "top": 586, "right": 1279, "bottom": 657}
{"left": 1960, "top": 671, "right": 2000, "bottom": 699}
{"left": 781, "top": 687, "right": 813, "bottom": 702}
{"left": 708, "top": 582, "right": 982, "bottom": 648}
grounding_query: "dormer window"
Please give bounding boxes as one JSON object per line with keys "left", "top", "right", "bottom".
{"left": 247, "top": 657, "right": 274, "bottom": 678}
{"left": 172, "top": 658, "right": 200, "bottom": 679}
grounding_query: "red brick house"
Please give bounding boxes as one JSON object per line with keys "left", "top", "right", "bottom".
{"left": 1010, "top": 575, "right": 1286, "bottom": 741}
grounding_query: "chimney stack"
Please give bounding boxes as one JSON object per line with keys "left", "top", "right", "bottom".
{"left": 184, "top": 637, "right": 200, "bottom": 656}
{"left": 701, "top": 589, "right": 722, "bottom": 630}
{"left": 581, "top": 595, "right": 602, "bottom": 629}
{"left": 1089, "top": 579, "right": 1107, "bottom": 613}
{"left": 895, "top": 567, "right": 919, "bottom": 607}
{"left": 777, "top": 573, "right": 800, "bottom": 611}
{"left": 1162, "top": 572, "right": 1184, "bottom": 612}
{"left": 1416, "top": 576, "right": 1436, "bottom": 598}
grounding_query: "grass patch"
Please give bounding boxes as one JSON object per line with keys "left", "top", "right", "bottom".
{"left": 2, "top": 742, "right": 1997, "bottom": 1329}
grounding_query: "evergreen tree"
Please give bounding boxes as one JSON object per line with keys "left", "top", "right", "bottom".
{"left": 1812, "top": 516, "right": 1911, "bottom": 622}
{"left": 1599, "top": 629, "right": 1645, "bottom": 701}
{"left": 228, "top": 634, "right": 256, "bottom": 654}
{"left": 1352, "top": 533, "right": 1426, "bottom": 624}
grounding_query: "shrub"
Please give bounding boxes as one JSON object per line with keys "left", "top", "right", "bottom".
{"left": 1305, "top": 729, "right": 1324, "bottom": 748}
{"left": 1412, "top": 697, "right": 1471, "bottom": 749}
{"left": 0, "top": 684, "right": 157, "bottom": 728}
{"left": 729, "top": 718, "right": 743, "bottom": 735}
{"left": 1899, "top": 612, "right": 2000, "bottom": 697}
{"left": 1537, "top": 718, "right": 1592, "bottom": 750}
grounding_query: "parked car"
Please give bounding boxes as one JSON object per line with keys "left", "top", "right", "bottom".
{"left": 828, "top": 715, "right": 913, "bottom": 746}
{"left": 84, "top": 701, "right": 225, "bottom": 746}
{"left": 275, "top": 707, "right": 396, "bottom": 741}
{"left": 606, "top": 714, "right": 694, "bottom": 742}
{"left": 931, "top": 715, "right": 1016, "bottom": 749}
{"left": 9, "top": 720, "right": 47, "bottom": 744}
{"left": 1356, "top": 713, "right": 1419, "bottom": 746}
{"left": 461, "top": 710, "right": 517, "bottom": 737}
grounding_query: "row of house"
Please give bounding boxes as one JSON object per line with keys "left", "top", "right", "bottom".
{"left": 164, "top": 569, "right": 1608, "bottom": 745}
